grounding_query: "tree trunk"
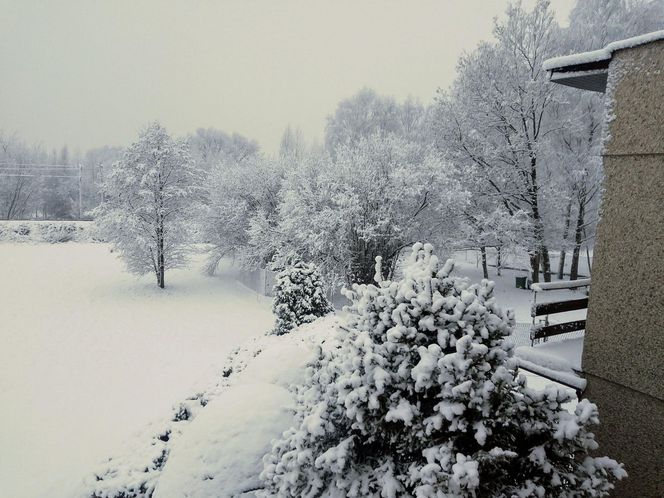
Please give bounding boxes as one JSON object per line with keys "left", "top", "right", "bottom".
{"left": 156, "top": 218, "right": 165, "bottom": 288}
{"left": 557, "top": 250, "right": 567, "bottom": 280}
{"left": 570, "top": 195, "right": 586, "bottom": 281}
{"left": 584, "top": 228, "right": 593, "bottom": 275}
{"left": 480, "top": 246, "right": 488, "bottom": 279}
{"left": 158, "top": 240, "right": 165, "bottom": 289}
{"left": 530, "top": 252, "right": 540, "bottom": 283}
{"left": 496, "top": 246, "right": 502, "bottom": 276}
{"left": 540, "top": 245, "right": 551, "bottom": 282}
{"left": 528, "top": 156, "right": 543, "bottom": 285}
{"left": 557, "top": 200, "right": 573, "bottom": 279}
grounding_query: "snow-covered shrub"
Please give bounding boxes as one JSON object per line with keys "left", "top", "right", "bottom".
{"left": 38, "top": 222, "right": 78, "bottom": 243}
{"left": 271, "top": 261, "right": 333, "bottom": 335}
{"left": 260, "top": 243, "right": 624, "bottom": 497}
{"left": 0, "top": 221, "right": 92, "bottom": 243}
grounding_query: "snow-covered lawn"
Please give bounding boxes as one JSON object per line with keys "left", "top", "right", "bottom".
{"left": 0, "top": 243, "right": 274, "bottom": 498}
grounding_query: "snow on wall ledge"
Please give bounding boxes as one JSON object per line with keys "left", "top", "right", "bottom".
{"left": 543, "top": 29, "right": 664, "bottom": 70}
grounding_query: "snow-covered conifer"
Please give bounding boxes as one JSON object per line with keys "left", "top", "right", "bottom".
{"left": 260, "top": 243, "right": 624, "bottom": 497}
{"left": 271, "top": 261, "right": 333, "bottom": 335}
{"left": 93, "top": 123, "right": 202, "bottom": 288}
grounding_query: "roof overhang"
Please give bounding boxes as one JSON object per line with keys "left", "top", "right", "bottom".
{"left": 543, "top": 29, "right": 664, "bottom": 93}
{"left": 548, "top": 61, "right": 609, "bottom": 93}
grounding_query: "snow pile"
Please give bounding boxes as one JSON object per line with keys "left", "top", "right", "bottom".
{"left": 260, "top": 243, "right": 624, "bottom": 497}
{"left": 0, "top": 220, "right": 93, "bottom": 243}
{"left": 83, "top": 316, "right": 337, "bottom": 498}
{"left": 271, "top": 261, "right": 333, "bottom": 335}
{"left": 543, "top": 29, "right": 664, "bottom": 70}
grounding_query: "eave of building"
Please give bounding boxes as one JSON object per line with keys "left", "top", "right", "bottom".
{"left": 549, "top": 65, "right": 609, "bottom": 93}
{"left": 543, "top": 29, "right": 664, "bottom": 93}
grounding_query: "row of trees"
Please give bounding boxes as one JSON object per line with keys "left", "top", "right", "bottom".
{"left": 200, "top": 0, "right": 661, "bottom": 285}
{"left": 0, "top": 133, "right": 88, "bottom": 220}
{"left": 89, "top": 0, "right": 663, "bottom": 288}
{"left": 433, "top": 0, "right": 661, "bottom": 282}
{"left": 0, "top": 127, "right": 256, "bottom": 222}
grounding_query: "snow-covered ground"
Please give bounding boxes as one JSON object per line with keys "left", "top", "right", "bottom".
{"left": 0, "top": 243, "right": 586, "bottom": 498}
{"left": 0, "top": 243, "right": 274, "bottom": 498}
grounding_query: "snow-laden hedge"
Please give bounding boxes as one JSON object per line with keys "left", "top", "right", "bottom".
{"left": 0, "top": 221, "right": 94, "bottom": 243}
{"left": 82, "top": 316, "right": 337, "bottom": 498}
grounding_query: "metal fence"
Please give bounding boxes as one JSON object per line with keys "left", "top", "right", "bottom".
{"left": 235, "top": 268, "right": 277, "bottom": 297}
{"left": 510, "top": 322, "right": 584, "bottom": 348}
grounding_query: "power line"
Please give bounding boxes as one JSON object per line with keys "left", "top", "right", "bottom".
{"left": 0, "top": 174, "right": 78, "bottom": 178}
{"left": 0, "top": 162, "right": 77, "bottom": 168}
{"left": 0, "top": 169, "right": 79, "bottom": 174}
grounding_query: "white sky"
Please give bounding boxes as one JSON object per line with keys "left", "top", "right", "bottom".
{"left": 0, "top": 0, "right": 575, "bottom": 154}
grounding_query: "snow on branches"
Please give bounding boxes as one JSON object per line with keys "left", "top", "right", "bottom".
{"left": 271, "top": 261, "right": 333, "bottom": 336}
{"left": 260, "top": 242, "right": 624, "bottom": 497}
{"left": 93, "top": 123, "right": 203, "bottom": 288}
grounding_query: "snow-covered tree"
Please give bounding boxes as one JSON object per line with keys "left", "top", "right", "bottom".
{"left": 271, "top": 260, "right": 333, "bottom": 336}
{"left": 459, "top": 205, "right": 533, "bottom": 278}
{"left": 432, "top": 0, "right": 560, "bottom": 284}
{"left": 0, "top": 132, "right": 44, "bottom": 220}
{"left": 261, "top": 243, "right": 624, "bottom": 497}
{"left": 188, "top": 127, "right": 258, "bottom": 171}
{"left": 278, "top": 133, "right": 467, "bottom": 286}
{"left": 200, "top": 153, "right": 286, "bottom": 275}
{"left": 93, "top": 123, "right": 202, "bottom": 288}
{"left": 325, "top": 88, "right": 427, "bottom": 156}
{"left": 547, "top": 0, "right": 664, "bottom": 279}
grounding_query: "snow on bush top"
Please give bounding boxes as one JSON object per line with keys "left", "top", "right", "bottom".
{"left": 260, "top": 242, "right": 625, "bottom": 497}
{"left": 543, "top": 29, "right": 664, "bottom": 70}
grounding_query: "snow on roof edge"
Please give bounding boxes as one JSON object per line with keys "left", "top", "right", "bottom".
{"left": 543, "top": 29, "right": 664, "bottom": 71}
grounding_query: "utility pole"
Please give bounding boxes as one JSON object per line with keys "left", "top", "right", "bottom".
{"left": 99, "top": 162, "right": 104, "bottom": 203}
{"left": 78, "top": 163, "right": 83, "bottom": 220}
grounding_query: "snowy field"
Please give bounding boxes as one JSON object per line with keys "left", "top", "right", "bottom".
{"left": 0, "top": 243, "right": 274, "bottom": 498}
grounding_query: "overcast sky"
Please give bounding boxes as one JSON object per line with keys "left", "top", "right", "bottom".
{"left": 0, "top": 0, "right": 575, "bottom": 155}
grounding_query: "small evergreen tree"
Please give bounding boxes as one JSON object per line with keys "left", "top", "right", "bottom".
{"left": 271, "top": 261, "right": 333, "bottom": 335}
{"left": 260, "top": 243, "right": 624, "bottom": 497}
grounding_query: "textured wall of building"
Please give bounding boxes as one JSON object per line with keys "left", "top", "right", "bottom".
{"left": 584, "top": 41, "right": 664, "bottom": 400}
{"left": 584, "top": 373, "right": 664, "bottom": 497}
{"left": 582, "top": 39, "right": 664, "bottom": 498}
{"left": 603, "top": 40, "right": 664, "bottom": 157}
